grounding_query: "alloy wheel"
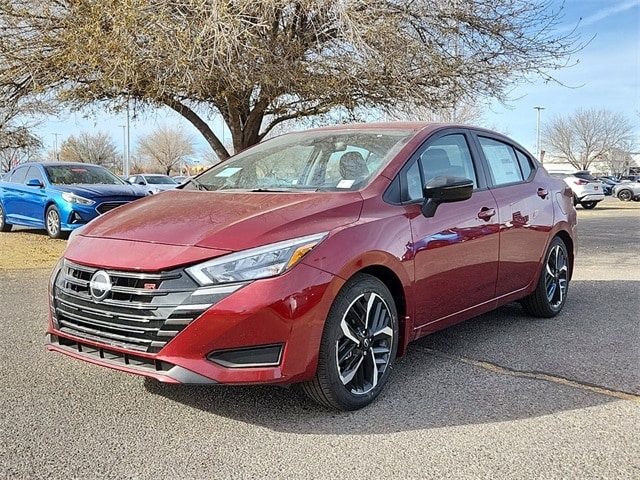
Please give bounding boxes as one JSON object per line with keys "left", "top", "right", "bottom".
{"left": 336, "top": 292, "right": 394, "bottom": 395}
{"left": 46, "top": 208, "right": 60, "bottom": 237}
{"left": 544, "top": 244, "right": 568, "bottom": 310}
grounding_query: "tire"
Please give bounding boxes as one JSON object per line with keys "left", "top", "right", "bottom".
{"left": 580, "top": 201, "right": 597, "bottom": 209}
{"left": 521, "top": 237, "right": 570, "bottom": 318}
{"left": 617, "top": 189, "right": 633, "bottom": 202}
{"left": 45, "top": 205, "right": 65, "bottom": 239}
{"left": 301, "top": 273, "right": 399, "bottom": 410}
{"left": 0, "top": 203, "right": 12, "bottom": 232}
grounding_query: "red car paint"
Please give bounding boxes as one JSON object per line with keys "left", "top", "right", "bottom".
{"left": 46, "top": 122, "right": 576, "bottom": 404}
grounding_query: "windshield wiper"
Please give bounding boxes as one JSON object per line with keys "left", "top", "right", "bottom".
{"left": 249, "top": 187, "right": 318, "bottom": 193}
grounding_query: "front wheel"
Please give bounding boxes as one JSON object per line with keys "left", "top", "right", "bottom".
{"left": 0, "top": 203, "right": 12, "bottom": 232}
{"left": 521, "top": 237, "right": 570, "bottom": 318}
{"left": 45, "top": 205, "right": 65, "bottom": 239}
{"left": 580, "top": 201, "right": 597, "bottom": 209}
{"left": 302, "top": 274, "right": 399, "bottom": 410}
{"left": 617, "top": 189, "right": 633, "bottom": 202}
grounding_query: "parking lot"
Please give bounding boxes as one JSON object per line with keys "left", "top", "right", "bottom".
{"left": 1, "top": 197, "right": 638, "bottom": 479}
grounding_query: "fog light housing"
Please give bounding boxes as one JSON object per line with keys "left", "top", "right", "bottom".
{"left": 207, "top": 344, "right": 284, "bottom": 368}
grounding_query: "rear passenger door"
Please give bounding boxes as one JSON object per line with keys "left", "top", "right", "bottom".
{"left": 472, "top": 133, "right": 554, "bottom": 298}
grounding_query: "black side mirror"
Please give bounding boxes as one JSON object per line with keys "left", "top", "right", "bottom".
{"left": 421, "top": 176, "right": 474, "bottom": 218}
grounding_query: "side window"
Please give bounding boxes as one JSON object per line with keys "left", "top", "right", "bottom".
{"left": 419, "top": 134, "right": 477, "bottom": 187}
{"left": 401, "top": 133, "right": 477, "bottom": 202}
{"left": 478, "top": 137, "right": 525, "bottom": 186}
{"left": 515, "top": 149, "right": 535, "bottom": 180}
{"left": 26, "top": 166, "right": 45, "bottom": 185}
{"left": 8, "top": 166, "right": 28, "bottom": 184}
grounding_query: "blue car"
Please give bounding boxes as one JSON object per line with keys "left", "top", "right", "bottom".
{"left": 0, "top": 162, "right": 148, "bottom": 238}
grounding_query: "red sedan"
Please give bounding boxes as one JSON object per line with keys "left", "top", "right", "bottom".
{"left": 46, "top": 123, "right": 577, "bottom": 410}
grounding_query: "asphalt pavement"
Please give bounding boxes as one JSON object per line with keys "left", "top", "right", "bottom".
{"left": 1, "top": 197, "right": 638, "bottom": 479}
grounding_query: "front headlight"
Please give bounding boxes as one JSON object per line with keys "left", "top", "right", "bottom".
{"left": 62, "top": 192, "right": 95, "bottom": 206}
{"left": 186, "top": 232, "right": 328, "bottom": 286}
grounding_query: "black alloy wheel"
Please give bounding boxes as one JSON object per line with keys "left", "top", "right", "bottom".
{"left": 302, "top": 274, "right": 399, "bottom": 410}
{"left": 522, "top": 237, "right": 570, "bottom": 318}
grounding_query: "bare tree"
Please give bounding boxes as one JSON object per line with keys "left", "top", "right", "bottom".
{"left": 136, "top": 125, "right": 195, "bottom": 175}
{"left": 0, "top": 88, "right": 47, "bottom": 171}
{"left": 543, "top": 108, "right": 635, "bottom": 171}
{"left": 58, "top": 132, "right": 120, "bottom": 169}
{"left": 603, "top": 148, "right": 633, "bottom": 177}
{"left": 0, "top": 1, "right": 582, "bottom": 160}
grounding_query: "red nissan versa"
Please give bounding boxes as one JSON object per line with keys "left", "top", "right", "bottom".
{"left": 46, "top": 123, "right": 577, "bottom": 410}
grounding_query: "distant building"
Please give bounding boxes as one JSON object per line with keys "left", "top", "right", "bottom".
{"left": 541, "top": 151, "right": 640, "bottom": 176}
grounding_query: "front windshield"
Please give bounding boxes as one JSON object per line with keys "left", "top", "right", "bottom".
{"left": 187, "top": 129, "right": 413, "bottom": 192}
{"left": 45, "top": 165, "right": 127, "bottom": 185}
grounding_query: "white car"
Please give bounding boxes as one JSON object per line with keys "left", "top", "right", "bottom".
{"left": 127, "top": 174, "right": 178, "bottom": 194}
{"left": 613, "top": 182, "right": 640, "bottom": 202}
{"left": 549, "top": 171, "right": 605, "bottom": 209}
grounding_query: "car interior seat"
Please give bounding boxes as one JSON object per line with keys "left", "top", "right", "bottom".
{"left": 422, "top": 148, "right": 466, "bottom": 180}
{"left": 339, "top": 152, "right": 369, "bottom": 181}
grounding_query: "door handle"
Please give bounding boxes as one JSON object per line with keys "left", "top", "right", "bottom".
{"left": 537, "top": 187, "right": 548, "bottom": 199}
{"left": 477, "top": 207, "right": 496, "bottom": 221}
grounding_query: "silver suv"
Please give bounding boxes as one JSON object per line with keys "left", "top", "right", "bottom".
{"left": 549, "top": 171, "right": 605, "bottom": 209}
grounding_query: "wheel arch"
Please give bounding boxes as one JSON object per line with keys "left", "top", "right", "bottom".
{"left": 355, "top": 264, "right": 410, "bottom": 357}
{"left": 554, "top": 229, "right": 575, "bottom": 281}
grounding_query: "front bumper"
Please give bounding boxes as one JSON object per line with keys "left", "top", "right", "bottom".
{"left": 47, "top": 259, "right": 340, "bottom": 385}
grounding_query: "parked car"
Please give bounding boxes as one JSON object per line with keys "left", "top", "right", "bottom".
{"left": 619, "top": 175, "right": 640, "bottom": 183}
{"left": 127, "top": 174, "right": 178, "bottom": 193}
{"left": 0, "top": 162, "right": 149, "bottom": 238}
{"left": 549, "top": 171, "right": 605, "bottom": 209}
{"left": 612, "top": 181, "right": 640, "bottom": 202}
{"left": 46, "top": 123, "right": 577, "bottom": 410}
{"left": 595, "top": 176, "right": 620, "bottom": 196}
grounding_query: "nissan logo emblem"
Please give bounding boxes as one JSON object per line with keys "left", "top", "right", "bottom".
{"left": 89, "top": 270, "right": 112, "bottom": 301}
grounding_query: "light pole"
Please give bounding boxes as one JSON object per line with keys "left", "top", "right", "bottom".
{"left": 124, "top": 98, "right": 131, "bottom": 177}
{"left": 534, "top": 106, "right": 545, "bottom": 162}
{"left": 52, "top": 133, "right": 60, "bottom": 161}
{"left": 119, "top": 125, "right": 127, "bottom": 175}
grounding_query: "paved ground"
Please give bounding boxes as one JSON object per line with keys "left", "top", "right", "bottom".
{"left": 1, "top": 197, "right": 638, "bottom": 479}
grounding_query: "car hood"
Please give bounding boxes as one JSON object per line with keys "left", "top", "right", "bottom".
{"left": 78, "top": 190, "right": 363, "bottom": 251}
{"left": 56, "top": 184, "right": 148, "bottom": 198}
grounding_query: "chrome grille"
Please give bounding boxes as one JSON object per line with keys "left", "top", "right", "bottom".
{"left": 51, "top": 260, "right": 245, "bottom": 353}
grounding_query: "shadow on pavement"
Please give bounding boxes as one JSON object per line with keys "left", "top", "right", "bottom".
{"left": 144, "top": 278, "right": 639, "bottom": 435}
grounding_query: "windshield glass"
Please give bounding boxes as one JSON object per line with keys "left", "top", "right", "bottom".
{"left": 45, "top": 165, "right": 127, "bottom": 185}
{"left": 187, "top": 129, "right": 413, "bottom": 192}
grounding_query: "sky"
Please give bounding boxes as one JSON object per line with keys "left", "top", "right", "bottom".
{"left": 36, "top": 0, "right": 640, "bottom": 161}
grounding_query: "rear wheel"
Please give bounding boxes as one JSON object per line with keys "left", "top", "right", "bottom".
{"left": 617, "top": 189, "right": 633, "bottom": 202}
{"left": 522, "top": 237, "right": 570, "bottom": 318}
{"left": 0, "top": 203, "right": 12, "bottom": 232}
{"left": 302, "top": 274, "right": 399, "bottom": 410}
{"left": 580, "top": 201, "right": 597, "bottom": 209}
{"left": 45, "top": 205, "right": 65, "bottom": 239}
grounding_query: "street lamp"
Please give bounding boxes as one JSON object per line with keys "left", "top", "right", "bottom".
{"left": 534, "top": 106, "right": 545, "bottom": 162}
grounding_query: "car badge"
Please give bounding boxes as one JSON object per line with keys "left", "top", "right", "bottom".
{"left": 89, "top": 270, "right": 112, "bottom": 302}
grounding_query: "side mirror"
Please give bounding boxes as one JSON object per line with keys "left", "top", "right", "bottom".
{"left": 421, "top": 176, "right": 474, "bottom": 218}
{"left": 26, "top": 178, "right": 44, "bottom": 188}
